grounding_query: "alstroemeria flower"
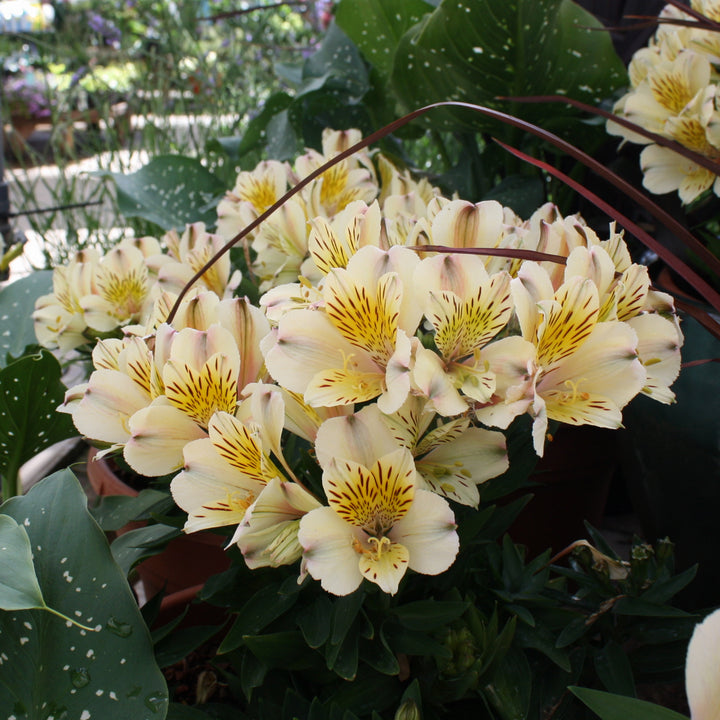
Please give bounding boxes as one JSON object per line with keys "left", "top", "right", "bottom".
{"left": 513, "top": 265, "right": 646, "bottom": 454}
{"left": 298, "top": 446, "right": 458, "bottom": 596}
{"left": 315, "top": 400, "right": 508, "bottom": 507}
{"left": 231, "top": 477, "right": 322, "bottom": 569}
{"left": 412, "top": 253, "right": 514, "bottom": 412}
{"left": 171, "top": 407, "right": 286, "bottom": 534}
{"left": 295, "top": 128, "right": 378, "bottom": 219}
{"left": 686, "top": 607, "right": 720, "bottom": 720}
{"left": 216, "top": 159, "right": 291, "bottom": 241}
{"left": 153, "top": 222, "right": 242, "bottom": 298}
{"left": 262, "top": 245, "right": 423, "bottom": 413}
{"left": 124, "top": 323, "right": 242, "bottom": 475}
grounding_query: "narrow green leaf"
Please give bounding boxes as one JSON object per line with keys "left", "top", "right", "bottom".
{"left": 331, "top": 589, "right": 365, "bottom": 645}
{"left": 243, "top": 630, "right": 313, "bottom": 670}
{"left": 110, "top": 524, "right": 181, "bottom": 576}
{"left": 218, "top": 582, "right": 299, "bottom": 654}
{"left": 594, "top": 640, "right": 636, "bottom": 697}
{"left": 91, "top": 489, "right": 173, "bottom": 532}
{"left": 298, "top": 594, "right": 334, "bottom": 649}
{"left": 570, "top": 686, "right": 689, "bottom": 720}
{"left": 392, "top": 599, "right": 468, "bottom": 631}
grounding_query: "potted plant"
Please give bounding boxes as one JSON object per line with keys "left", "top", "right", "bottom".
{"left": 0, "top": 1, "right": 715, "bottom": 717}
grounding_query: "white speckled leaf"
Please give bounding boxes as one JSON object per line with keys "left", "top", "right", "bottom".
{"left": 102, "top": 155, "right": 226, "bottom": 232}
{"left": 0, "top": 469, "right": 168, "bottom": 719}
{"left": 0, "top": 349, "right": 77, "bottom": 482}
{"left": 0, "top": 271, "right": 53, "bottom": 368}
{"left": 389, "top": 0, "right": 625, "bottom": 134}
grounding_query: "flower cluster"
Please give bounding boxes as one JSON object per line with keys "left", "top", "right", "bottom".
{"left": 607, "top": 0, "right": 720, "bottom": 203}
{"left": 52, "top": 130, "right": 684, "bottom": 597}
{"left": 33, "top": 223, "right": 240, "bottom": 353}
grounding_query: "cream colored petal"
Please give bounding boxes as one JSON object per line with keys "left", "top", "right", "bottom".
{"left": 314, "top": 408, "right": 401, "bottom": 470}
{"left": 125, "top": 402, "right": 207, "bottom": 476}
{"left": 417, "top": 426, "right": 508, "bottom": 507}
{"left": 429, "top": 199, "right": 505, "bottom": 250}
{"left": 686, "top": 608, "right": 720, "bottom": 720}
{"left": 305, "top": 366, "right": 385, "bottom": 407}
{"left": 412, "top": 347, "right": 469, "bottom": 417}
{"left": 358, "top": 538, "right": 409, "bottom": 595}
{"left": 298, "top": 506, "right": 365, "bottom": 596}
{"left": 389, "top": 489, "right": 458, "bottom": 575}
{"left": 628, "top": 313, "right": 683, "bottom": 403}
{"left": 232, "top": 477, "right": 322, "bottom": 568}
{"left": 171, "top": 438, "right": 262, "bottom": 532}
{"left": 263, "top": 310, "right": 362, "bottom": 393}
{"left": 72, "top": 370, "right": 151, "bottom": 445}
{"left": 511, "top": 262, "right": 555, "bottom": 342}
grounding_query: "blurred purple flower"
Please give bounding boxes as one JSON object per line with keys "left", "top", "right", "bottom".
{"left": 88, "top": 12, "right": 122, "bottom": 48}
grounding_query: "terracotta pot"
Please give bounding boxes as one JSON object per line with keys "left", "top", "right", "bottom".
{"left": 85, "top": 448, "right": 231, "bottom": 623}
{"left": 506, "top": 424, "right": 617, "bottom": 557}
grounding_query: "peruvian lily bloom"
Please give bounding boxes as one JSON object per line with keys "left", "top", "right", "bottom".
{"left": 298, "top": 445, "right": 459, "bottom": 596}
{"left": 231, "top": 477, "right": 322, "bottom": 569}
{"left": 216, "top": 159, "right": 291, "bottom": 241}
{"left": 512, "top": 262, "right": 646, "bottom": 454}
{"left": 411, "top": 253, "right": 514, "bottom": 414}
{"left": 124, "top": 323, "right": 243, "bottom": 475}
{"left": 314, "top": 399, "right": 508, "bottom": 507}
{"left": 262, "top": 245, "right": 424, "bottom": 413}
{"left": 686, "top": 607, "right": 720, "bottom": 720}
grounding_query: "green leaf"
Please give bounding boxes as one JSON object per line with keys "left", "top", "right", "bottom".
{"left": 103, "top": 155, "right": 226, "bottom": 231}
{"left": 302, "top": 22, "right": 369, "bottom": 103}
{"left": 331, "top": 589, "right": 365, "bottom": 645}
{"left": 243, "top": 630, "right": 314, "bottom": 670}
{"left": 613, "top": 597, "right": 692, "bottom": 618}
{"left": 482, "top": 175, "right": 545, "bottom": 217}
{"left": 154, "top": 623, "right": 223, "bottom": 668}
{"left": 335, "top": 0, "right": 434, "bottom": 83}
{"left": 233, "top": 91, "right": 293, "bottom": 159}
{"left": 91, "top": 489, "right": 173, "bottom": 532}
{"left": 218, "top": 581, "right": 299, "bottom": 654}
{"left": 326, "top": 632, "right": 359, "bottom": 680}
{"left": 0, "top": 515, "right": 44, "bottom": 610}
{"left": 0, "top": 349, "right": 77, "bottom": 493}
{"left": 0, "top": 271, "right": 53, "bottom": 367}
{"left": 391, "top": 0, "right": 624, "bottom": 136}
{"left": 0, "top": 469, "right": 168, "bottom": 719}
{"left": 265, "top": 109, "right": 299, "bottom": 161}
{"left": 392, "top": 599, "right": 469, "bottom": 630}
{"left": 594, "top": 639, "right": 635, "bottom": 697}
{"left": 570, "top": 686, "right": 689, "bottom": 720}
{"left": 111, "top": 524, "right": 181, "bottom": 576}
{"left": 483, "top": 647, "right": 532, "bottom": 720}
{"left": 297, "top": 594, "right": 334, "bottom": 649}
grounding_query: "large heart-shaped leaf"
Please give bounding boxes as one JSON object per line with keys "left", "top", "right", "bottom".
{"left": 0, "top": 469, "right": 168, "bottom": 719}
{"left": 0, "top": 349, "right": 77, "bottom": 496}
{"left": 0, "top": 515, "right": 44, "bottom": 611}
{"left": 335, "top": 0, "right": 434, "bottom": 84}
{"left": 0, "top": 271, "right": 53, "bottom": 367}
{"left": 103, "top": 155, "right": 226, "bottom": 232}
{"left": 389, "top": 0, "right": 625, "bottom": 136}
